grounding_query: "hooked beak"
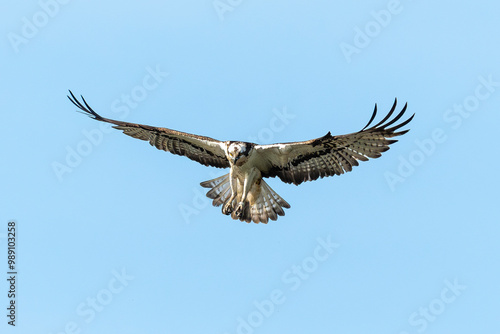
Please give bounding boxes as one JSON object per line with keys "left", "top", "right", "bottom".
{"left": 228, "top": 151, "right": 237, "bottom": 164}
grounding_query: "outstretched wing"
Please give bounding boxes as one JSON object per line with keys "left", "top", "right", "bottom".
{"left": 68, "top": 91, "right": 229, "bottom": 168}
{"left": 256, "top": 99, "right": 414, "bottom": 185}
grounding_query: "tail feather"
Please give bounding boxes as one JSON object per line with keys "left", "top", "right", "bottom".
{"left": 201, "top": 174, "right": 233, "bottom": 207}
{"left": 200, "top": 174, "right": 228, "bottom": 190}
{"left": 261, "top": 181, "right": 290, "bottom": 217}
{"left": 201, "top": 174, "right": 290, "bottom": 224}
{"left": 250, "top": 200, "right": 267, "bottom": 223}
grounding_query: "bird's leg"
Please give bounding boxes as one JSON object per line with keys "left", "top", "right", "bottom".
{"left": 222, "top": 170, "right": 238, "bottom": 215}
{"left": 234, "top": 168, "right": 260, "bottom": 218}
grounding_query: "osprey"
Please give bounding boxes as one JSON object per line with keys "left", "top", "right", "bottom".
{"left": 68, "top": 91, "right": 413, "bottom": 224}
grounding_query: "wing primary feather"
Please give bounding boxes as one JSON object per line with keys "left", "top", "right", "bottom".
{"left": 381, "top": 102, "right": 408, "bottom": 129}
{"left": 67, "top": 91, "right": 89, "bottom": 115}
{"left": 67, "top": 90, "right": 83, "bottom": 109}
{"left": 81, "top": 95, "right": 99, "bottom": 117}
{"left": 360, "top": 103, "right": 377, "bottom": 131}
{"left": 385, "top": 111, "right": 415, "bottom": 134}
{"left": 370, "top": 98, "right": 398, "bottom": 129}
{"left": 67, "top": 90, "right": 105, "bottom": 121}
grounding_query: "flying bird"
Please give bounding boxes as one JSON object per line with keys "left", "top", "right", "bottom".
{"left": 68, "top": 91, "right": 413, "bottom": 224}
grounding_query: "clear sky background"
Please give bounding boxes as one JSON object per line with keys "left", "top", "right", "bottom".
{"left": 1, "top": 0, "right": 499, "bottom": 333}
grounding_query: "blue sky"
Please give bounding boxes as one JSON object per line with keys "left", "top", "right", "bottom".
{"left": 1, "top": 0, "right": 499, "bottom": 333}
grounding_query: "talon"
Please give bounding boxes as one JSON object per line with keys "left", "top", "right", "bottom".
{"left": 235, "top": 201, "right": 246, "bottom": 218}
{"left": 222, "top": 202, "right": 232, "bottom": 215}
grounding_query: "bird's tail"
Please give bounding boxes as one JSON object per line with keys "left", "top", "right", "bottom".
{"left": 200, "top": 174, "right": 291, "bottom": 224}
{"left": 200, "top": 174, "right": 233, "bottom": 207}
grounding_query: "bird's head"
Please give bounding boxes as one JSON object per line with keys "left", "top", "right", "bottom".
{"left": 225, "top": 141, "right": 253, "bottom": 166}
